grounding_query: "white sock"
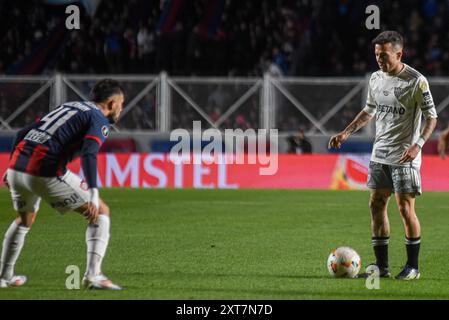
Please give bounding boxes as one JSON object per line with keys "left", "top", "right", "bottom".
{"left": 0, "top": 221, "right": 30, "bottom": 280}
{"left": 85, "top": 215, "right": 110, "bottom": 278}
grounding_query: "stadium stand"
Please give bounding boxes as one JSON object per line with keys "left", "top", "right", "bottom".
{"left": 1, "top": 0, "right": 448, "bottom": 77}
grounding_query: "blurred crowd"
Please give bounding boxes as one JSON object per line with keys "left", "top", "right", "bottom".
{"left": 1, "top": 0, "right": 449, "bottom": 76}
{"left": 1, "top": 0, "right": 449, "bottom": 133}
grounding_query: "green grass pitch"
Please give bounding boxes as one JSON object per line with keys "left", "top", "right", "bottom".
{"left": 1, "top": 188, "right": 449, "bottom": 300}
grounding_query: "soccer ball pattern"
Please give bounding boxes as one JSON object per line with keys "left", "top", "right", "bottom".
{"left": 327, "top": 247, "right": 361, "bottom": 278}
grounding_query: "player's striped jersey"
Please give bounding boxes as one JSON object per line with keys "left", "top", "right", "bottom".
{"left": 9, "top": 101, "right": 110, "bottom": 185}
{"left": 362, "top": 64, "right": 438, "bottom": 168}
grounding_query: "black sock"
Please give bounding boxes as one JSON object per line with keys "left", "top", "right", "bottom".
{"left": 405, "top": 237, "right": 421, "bottom": 269}
{"left": 372, "top": 236, "right": 389, "bottom": 269}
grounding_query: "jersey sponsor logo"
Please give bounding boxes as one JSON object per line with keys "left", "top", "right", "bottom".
{"left": 101, "top": 126, "right": 109, "bottom": 138}
{"left": 24, "top": 129, "right": 52, "bottom": 144}
{"left": 383, "top": 90, "right": 390, "bottom": 96}
{"left": 377, "top": 105, "right": 406, "bottom": 115}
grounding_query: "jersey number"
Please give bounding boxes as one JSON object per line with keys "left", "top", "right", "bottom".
{"left": 39, "top": 106, "right": 78, "bottom": 135}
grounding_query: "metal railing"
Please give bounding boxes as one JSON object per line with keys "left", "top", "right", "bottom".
{"left": 1, "top": 73, "right": 449, "bottom": 135}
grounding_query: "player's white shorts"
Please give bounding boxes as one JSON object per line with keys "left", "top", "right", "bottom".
{"left": 6, "top": 169, "right": 90, "bottom": 213}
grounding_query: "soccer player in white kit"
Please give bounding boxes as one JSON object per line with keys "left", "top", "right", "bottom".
{"left": 329, "top": 31, "right": 438, "bottom": 280}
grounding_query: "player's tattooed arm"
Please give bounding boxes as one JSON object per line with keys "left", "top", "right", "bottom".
{"left": 343, "top": 110, "right": 373, "bottom": 135}
{"left": 328, "top": 110, "right": 373, "bottom": 149}
{"left": 419, "top": 117, "right": 437, "bottom": 144}
{"left": 399, "top": 117, "right": 437, "bottom": 164}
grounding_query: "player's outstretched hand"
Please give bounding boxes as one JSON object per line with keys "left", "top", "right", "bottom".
{"left": 2, "top": 171, "right": 9, "bottom": 190}
{"left": 328, "top": 132, "right": 349, "bottom": 149}
{"left": 399, "top": 144, "right": 421, "bottom": 164}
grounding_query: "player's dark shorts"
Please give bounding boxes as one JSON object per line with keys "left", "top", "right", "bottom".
{"left": 366, "top": 161, "right": 422, "bottom": 195}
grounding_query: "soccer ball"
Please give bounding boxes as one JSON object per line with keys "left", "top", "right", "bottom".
{"left": 327, "top": 247, "right": 361, "bottom": 278}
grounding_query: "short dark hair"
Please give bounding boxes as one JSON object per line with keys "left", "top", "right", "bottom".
{"left": 90, "top": 79, "right": 124, "bottom": 103}
{"left": 371, "top": 30, "right": 404, "bottom": 49}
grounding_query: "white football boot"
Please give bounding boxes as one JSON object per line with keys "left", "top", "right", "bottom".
{"left": 0, "top": 275, "right": 27, "bottom": 288}
{"left": 83, "top": 274, "right": 122, "bottom": 290}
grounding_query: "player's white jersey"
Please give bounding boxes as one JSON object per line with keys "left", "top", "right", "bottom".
{"left": 362, "top": 64, "right": 438, "bottom": 168}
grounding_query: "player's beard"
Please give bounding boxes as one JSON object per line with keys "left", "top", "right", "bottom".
{"left": 108, "top": 115, "right": 118, "bottom": 124}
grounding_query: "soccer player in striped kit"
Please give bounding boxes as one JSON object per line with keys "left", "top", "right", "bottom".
{"left": 1, "top": 79, "right": 124, "bottom": 289}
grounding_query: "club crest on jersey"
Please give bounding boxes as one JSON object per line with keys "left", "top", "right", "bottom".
{"left": 101, "top": 126, "right": 109, "bottom": 138}
{"left": 394, "top": 87, "right": 405, "bottom": 99}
